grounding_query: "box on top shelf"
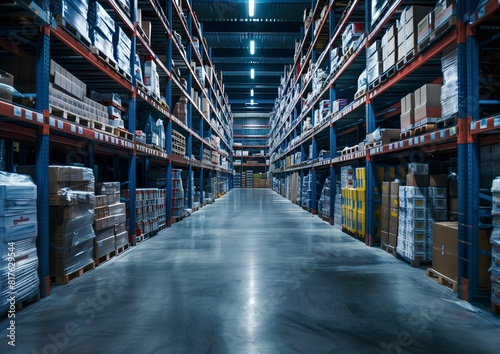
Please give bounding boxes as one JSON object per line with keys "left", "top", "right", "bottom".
{"left": 342, "top": 23, "right": 364, "bottom": 54}
{"left": 88, "top": 1, "right": 115, "bottom": 39}
{"left": 434, "top": 0, "right": 457, "bottom": 30}
{"left": 400, "top": 92, "right": 415, "bottom": 130}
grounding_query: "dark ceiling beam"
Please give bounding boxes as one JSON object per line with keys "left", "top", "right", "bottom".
{"left": 210, "top": 48, "right": 295, "bottom": 56}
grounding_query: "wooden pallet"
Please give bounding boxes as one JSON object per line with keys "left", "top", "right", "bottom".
{"left": 114, "top": 128, "right": 134, "bottom": 141}
{"left": 397, "top": 253, "right": 432, "bottom": 268}
{"left": 436, "top": 115, "right": 457, "bottom": 129}
{"left": 368, "top": 77, "right": 380, "bottom": 91}
{"left": 319, "top": 214, "right": 332, "bottom": 224}
{"left": 55, "top": 15, "right": 91, "bottom": 48}
{"left": 354, "top": 87, "right": 366, "bottom": 100}
{"left": 91, "top": 120, "right": 114, "bottom": 134}
{"left": 94, "top": 250, "right": 115, "bottom": 267}
{"left": 1, "top": 294, "right": 40, "bottom": 318}
{"left": 426, "top": 268, "right": 458, "bottom": 292}
{"left": 381, "top": 243, "right": 397, "bottom": 256}
{"left": 50, "top": 107, "right": 92, "bottom": 128}
{"left": 115, "top": 243, "right": 130, "bottom": 255}
{"left": 92, "top": 47, "right": 117, "bottom": 68}
{"left": 400, "top": 129, "right": 414, "bottom": 139}
{"left": 365, "top": 140, "right": 383, "bottom": 149}
{"left": 116, "top": 65, "right": 132, "bottom": 82}
{"left": 414, "top": 118, "right": 440, "bottom": 128}
{"left": 51, "top": 262, "right": 95, "bottom": 285}
{"left": 434, "top": 16, "right": 457, "bottom": 40}
{"left": 413, "top": 123, "right": 435, "bottom": 136}
{"left": 396, "top": 50, "right": 416, "bottom": 71}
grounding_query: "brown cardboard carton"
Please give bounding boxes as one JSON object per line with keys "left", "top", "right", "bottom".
{"left": 406, "top": 173, "right": 429, "bottom": 187}
{"left": 429, "top": 174, "right": 448, "bottom": 187}
{"left": 382, "top": 194, "right": 390, "bottom": 207}
{"left": 390, "top": 181, "right": 399, "bottom": 197}
{"left": 389, "top": 233, "right": 398, "bottom": 247}
{"left": 381, "top": 206, "right": 390, "bottom": 232}
{"left": 382, "top": 182, "right": 391, "bottom": 195}
{"left": 432, "top": 221, "right": 459, "bottom": 280}
{"left": 389, "top": 207, "right": 399, "bottom": 235}
{"left": 449, "top": 197, "right": 458, "bottom": 212}
{"left": 381, "top": 231, "right": 389, "bottom": 245}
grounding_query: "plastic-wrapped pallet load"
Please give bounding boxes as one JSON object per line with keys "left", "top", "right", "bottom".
{"left": 18, "top": 166, "right": 96, "bottom": 279}
{"left": 318, "top": 177, "right": 331, "bottom": 219}
{"left": 491, "top": 177, "right": 500, "bottom": 311}
{"left": 113, "top": 27, "right": 132, "bottom": 74}
{"left": 88, "top": 1, "right": 115, "bottom": 60}
{"left": 51, "top": 0, "right": 91, "bottom": 43}
{"left": 441, "top": 46, "right": 458, "bottom": 118}
{"left": 0, "top": 171, "right": 39, "bottom": 314}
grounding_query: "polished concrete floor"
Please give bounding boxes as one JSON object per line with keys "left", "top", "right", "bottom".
{"left": 2, "top": 188, "right": 500, "bottom": 354}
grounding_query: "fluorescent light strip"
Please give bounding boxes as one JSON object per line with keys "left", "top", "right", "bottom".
{"left": 249, "top": 0, "right": 255, "bottom": 17}
{"left": 250, "top": 69, "right": 255, "bottom": 79}
{"left": 250, "top": 40, "right": 255, "bottom": 55}
{"left": 250, "top": 89, "right": 254, "bottom": 97}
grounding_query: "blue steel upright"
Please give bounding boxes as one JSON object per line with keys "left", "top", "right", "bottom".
{"left": 35, "top": 20, "right": 50, "bottom": 297}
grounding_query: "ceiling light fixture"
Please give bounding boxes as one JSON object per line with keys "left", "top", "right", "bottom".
{"left": 249, "top": 0, "right": 255, "bottom": 17}
{"left": 251, "top": 99, "right": 254, "bottom": 105}
{"left": 250, "top": 69, "right": 255, "bottom": 79}
{"left": 250, "top": 40, "right": 255, "bottom": 55}
{"left": 250, "top": 89, "right": 254, "bottom": 97}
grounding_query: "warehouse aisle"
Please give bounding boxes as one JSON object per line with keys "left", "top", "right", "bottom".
{"left": 2, "top": 189, "right": 500, "bottom": 354}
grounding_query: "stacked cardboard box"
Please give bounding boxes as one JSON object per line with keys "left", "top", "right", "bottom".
{"left": 18, "top": 166, "right": 96, "bottom": 277}
{"left": 397, "top": 6, "right": 432, "bottom": 62}
{"left": 491, "top": 178, "right": 500, "bottom": 309}
{"left": 371, "top": 0, "right": 388, "bottom": 26}
{"left": 144, "top": 56, "right": 160, "bottom": 98}
{"left": 389, "top": 181, "right": 399, "bottom": 249}
{"left": 318, "top": 177, "right": 331, "bottom": 219}
{"left": 94, "top": 182, "right": 126, "bottom": 261}
{"left": 414, "top": 84, "right": 442, "bottom": 124}
{"left": 381, "top": 25, "right": 397, "bottom": 73}
{"left": 381, "top": 181, "right": 391, "bottom": 246}
{"left": 400, "top": 92, "right": 415, "bottom": 132}
{"left": 0, "top": 172, "right": 39, "bottom": 314}
{"left": 171, "top": 169, "right": 184, "bottom": 218}
{"left": 432, "top": 221, "right": 459, "bottom": 280}
{"left": 342, "top": 23, "right": 364, "bottom": 55}
{"left": 356, "top": 168, "right": 367, "bottom": 238}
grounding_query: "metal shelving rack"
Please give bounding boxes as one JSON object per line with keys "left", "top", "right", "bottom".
{"left": 269, "top": 0, "right": 500, "bottom": 305}
{"left": 0, "top": 0, "right": 234, "bottom": 297}
{"left": 233, "top": 119, "right": 269, "bottom": 175}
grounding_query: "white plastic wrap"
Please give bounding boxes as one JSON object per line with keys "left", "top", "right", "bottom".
{"left": 441, "top": 46, "right": 458, "bottom": 118}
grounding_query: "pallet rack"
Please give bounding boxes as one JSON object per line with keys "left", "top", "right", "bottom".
{"left": 0, "top": 0, "right": 234, "bottom": 297}
{"left": 269, "top": 0, "right": 500, "bottom": 305}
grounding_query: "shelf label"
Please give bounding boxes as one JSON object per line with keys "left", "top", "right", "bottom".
{"left": 25, "top": 110, "right": 33, "bottom": 120}
{"left": 70, "top": 124, "right": 76, "bottom": 133}
{"left": 430, "top": 133, "right": 436, "bottom": 141}
{"left": 78, "top": 127, "right": 83, "bottom": 135}
{"left": 409, "top": 139, "right": 413, "bottom": 146}
{"left": 480, "top": 119, "right": 487, "bottom": 129}
{"left": 420, "top": 136, "right": 424, "bottom": 143}
{"left": 105, "top": 135, "right": 109, "bottom": 142}
{"left": 36, "top": 113, "right": 43, "bottom": 123}
{"left": 450, "top": 127, "right": 456, "bottom": 136}
{"left": 478, "top": 6, "right": 485, "bottom": 19}
{"left": 94, "top": 132, "right": 99, "bottom": 139}
{"left": 13, "top": 106, "right": 22, "bottom": 117}
{"left": 440, "top": 130, "right": 445, "bottom": 139}
{"left": 495, "top": 117, "right": 500, "bottom": 127}
{"left": 49, "top": 118, "right": 55, "bottom": 127}
{"left": 399, "top": 141, "right": 404, "bottom": 148}
{"left": 57, "top": 120, "right": 64, "bottom": 129}
{"left": 99, "top": 133, "right": 104, "bottom": 140}
{"left": 389, "top": 144, "right": 393, "bottom": 151}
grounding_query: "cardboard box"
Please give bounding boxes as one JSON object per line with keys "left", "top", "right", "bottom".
{"left": 406, "top": 173, "right": 429, "bottom": 187}
{"left": 141, "top": 21, "right": 152, "bottom": 45}
{"left": 382, "top": 182, "right": 391, "bottom": 195}
{"left": 389, "top": 207, "right": 399, "bottom": 235}
{"left": 432, "top": 221, "right": 459, "bottom": 280}
{"left": 401, "top": 92, "right": 415, "bottom": 114}
{"left": 429, "top": 174, "right": 448, "bottom": 187}
{"left": 401, "top": 111, "right": 415, "bottom": 129}
{"left": 381, "top": 231, "right": 389, "bottom": 245}
{"left": 390, "top": 181, "right": 399, "bottom": 197}
{"left": 449, "top": 197, "right": 458, "bottom": 212}
{"left": 415, "top": 104, "right": 442, "bottom": 122}
{"left": 381, "top": 206, "right": 390, "bottom": 232}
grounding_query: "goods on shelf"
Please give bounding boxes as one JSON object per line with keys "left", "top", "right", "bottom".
{"left": 371, "top": 0, "right": 388, "bottom": 26}
{"left": 367, "top": 41, "right": 382, "bottom": 85}
{"left": 88, "top": 1, "right": 115, "bottom": 61}
{"left": 173, "top": 97, "right": 187, "bottom": 123}
{"left": 234, "top": 173, "right": 241, "bottom": 188}
{"left": 414, "top": 84, "right": 442, "bottom": 123}
{"left": 400, "top": 92, "right": 415, "bottom": 132}
{"left": 144, "top": 56, "right": 160, "bottom": 98}
{"left": 334, "top": 182, "right": 342, "bottom": 230}
{"left": 441, "top": 46, "right": 458, "bottom": 119}
{"left": 366, "top": 128, "right": 400, "bottom": 146}
{"left": 134, "top": 53, "right": 143, "bottom": 84}
{"left": 19, "top": 165, "right": 96, "bottom": 278}
{"left": 355, "top": 70, "right": 367, "bottom": 98}
{"left": 397, "top": 6, "right": 432, "bottom": 64}
{"left": 171, "top": 169, "right": 184, "bottom": 218}
{"left": 0, "top": 171, "right": 39, "bottom": 314}
{"left": 318, "top": 177, "right": 331, "bottom": 219}
{"left": 0, "top": 69, "right": 15, "bottom": 102}
{"left": 52, "top": 0, "right": 91, "bottom": 43}
{"left": 122, "top": 188, "right": 163, "bottom": 238}
{"left": 94, "top": 182, "right": 126, "bottom": 260}
{"left": 381, "top": 25, "right": 397, "bottom": 73}
{"left": 492, "top": 177, "right": 500, "bottom": 309}
{"left": 342, "top": 23, "right": 364, "bottom": 55}
{"left": 113, "top": 27, "right": 132, "bottom": 74}
{"left": 432, "top": 221, "right": 458, "bottom": 280}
